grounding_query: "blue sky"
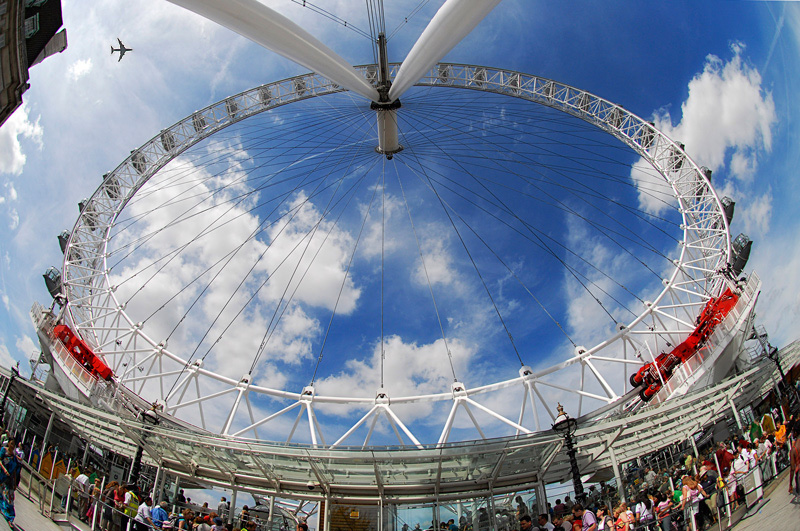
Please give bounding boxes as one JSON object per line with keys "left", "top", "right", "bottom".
{"left": 0, "top": 1, "right": 798, "bottom": 449}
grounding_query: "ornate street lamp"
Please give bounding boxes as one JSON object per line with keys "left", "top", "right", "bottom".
{"left": 552, "top": 403, "right": 585, "bottom": 504}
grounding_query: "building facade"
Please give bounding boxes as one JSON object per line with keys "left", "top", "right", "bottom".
{"left": 0, "top": 0, "right": 66, "bottom": 127}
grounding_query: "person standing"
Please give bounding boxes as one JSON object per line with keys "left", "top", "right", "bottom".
{"left": 571, "top": 505, "right": 596, "bottom": 531}
{"left": 134, "top": 496, "right": 155, "bottom": 531}
{"left": 537, "top": 514, "right": 554, "bottom": 531}
{"left": 790, "top": 428, "right": 800, "bottom": 497}
{"left": 151, "top": 500, "right": 169, "bottom": 529}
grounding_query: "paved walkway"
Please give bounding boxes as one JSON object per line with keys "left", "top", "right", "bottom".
{"left": 730, "top": 469, "right": 799, "bottom": 530}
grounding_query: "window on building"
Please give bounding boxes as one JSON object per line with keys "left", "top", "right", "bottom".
{"left": 24, "top": 14, "right": 40, "bottom": 39}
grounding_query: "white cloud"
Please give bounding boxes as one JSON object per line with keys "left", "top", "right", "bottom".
{"left": 654, "top": 43, "right": 775, "bottom": 175}
{"left": 633, "top": 43, "right": 777, "bottom": 214}
{"left": 750, "top": 231, "right": 800, "bottom": 347}
{"left": 67, "top": 58, "right": 94, "bottom": 81}
{"left": 5, "top": 183, "right": 17, "bottom": 202}
{"left": 15, "top": 336, "right": 38, "bottom": 362}
{"left": 0, "top": 344, "right": 14, "bottom": 370}
{"left": 738, "top": 190, "right": 773, "bottom": 238}
{"left": 629, "top": 158, "right": 676, "bottom": 216}
{"left": 316, "top": 334, "right": 477, "bottom": 423}
{"left": 263, "top": 193, "right": 362, "bottom": 313}
{"left": 413, "top": 233, "right": 456, "bottom": 287}
{"left": 0, "top": 103, "right": 43, "bottom": 176}
{"left": 7, "top": 209, "right": 19, "bottom": 231}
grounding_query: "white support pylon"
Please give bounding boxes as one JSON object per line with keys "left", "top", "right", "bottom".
{"left": 168, "top": 0, "right": 379, "bottom": 101}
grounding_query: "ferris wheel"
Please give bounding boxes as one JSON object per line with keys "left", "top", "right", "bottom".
{"left": 50, "top": 0, "right": 753, "bottom": 449}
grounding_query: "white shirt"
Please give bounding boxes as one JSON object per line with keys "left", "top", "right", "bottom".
{"left": 635, "top": 502, "right": 653, "bottom": 521}
{"left": 75, "top": 473, "right": 90, "bottom": 491}
{"left": 540, "top": 523, "right": 555, "bottom": 531}
{"left": 135, "top": 502, "right": 151, "bottom": 523}
{"left": 738, "top": 449, "right": 753, "bottom": 469}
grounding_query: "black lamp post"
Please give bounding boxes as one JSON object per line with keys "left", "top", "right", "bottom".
{"left": 552, "top": 403, "right": 585, "bottom": 504}
{"left": 128, "top": 406, "right": 159, "bottom": 485}
{"left": 0, "top": 364, "right": 20, "bottom": 427}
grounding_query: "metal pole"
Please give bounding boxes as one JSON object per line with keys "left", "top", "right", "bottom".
{"left": 50, "top": 448, "right": 60, "bottom": 480}
{"left": 82, "top": 439, "right": 91, "bottom": 469}
{"left": 156, "top": 466, "right": 168, "bottom": 505}
{"left": 607, "top": 446, "right": 625, "bottom": 503}
{"left": 39, "top": 411, "right": 55, "bottom": 473}
{"left": 127, "top": 445, "right": 142, "bottom": 483}
{"left": 324, "top": 494, "right": 332, "bottom": 531}
{"left": 91, "top": 476, "right": 106, "bottom": 531}
{"left": 64, "top": 457, "right": 74, "bottom": 518}
{"left": 228, "top": 488, "right": 237, "bottom": 525}
{"left": 266, "top": 494, "right": 275, "bottom": 528}
{"left": 152, "top": 464, "right": 162, "bottom": 502}
{"left": 488, "top": 488, "right": 497, "bottom": 531}
{"left": 172, "top": 476, "right": 181, "bottom": 514}
{"left": 534, "top": 477, "right": 547, "bottom": 516}
{"left": 689, "top": 436, "right": 699, "bottom": 475}
{"left": 564, "top": 431, "right": 585, "bottom": 503}
{"left": 48, "top": 467, "right": 57, "bottom": 517}
{"left": 65, "top": 479, "right": 74, "bottom": 520}
{"left": 728, "top": 397, "right": 743, "bottom": 431}
{"left": 28, "top": 435, "right": 36, "bottom": 463}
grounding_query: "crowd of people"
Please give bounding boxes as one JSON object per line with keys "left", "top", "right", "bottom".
{"left": 2, "top": 402, "right": 800, "bottom": 531}
{"left": 539, "top": 415, "right": 800, "bottom": 531}
{"left": 0, "top": 425, "right": 283, "bottom": 531}
{"left": 449, "top": 411, "right": 799, "bottom": 531}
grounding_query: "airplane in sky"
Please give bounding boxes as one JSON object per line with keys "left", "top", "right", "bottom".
{"left": 110, "top": 38, "right": 132, "bottom": 62}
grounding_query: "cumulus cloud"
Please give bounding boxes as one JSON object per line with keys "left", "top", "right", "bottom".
{"left": 633, "top": 43, "right": 777, "bottom": 215}
{"left": 738, "top": 190, "right": 773, "bottom": 238}
{"left": 316, "top": 334, "right": 476, "bottom": 422}
{"left": 413, "top": 233, "right": 456, "bottom": 287}
{"left": 0, "top": 104, "right": 43, "bottom": 176}
{"left": 104, "top": 150, "right": 366, "bottom": 399}
{"left": 0, "top": 344, "right": 14, "bottom": 371}
{"left": 67, "top": 58, "right": 94, "bottom": 81}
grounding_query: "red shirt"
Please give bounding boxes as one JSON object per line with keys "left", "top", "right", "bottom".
{"left": 716, "top": 448, "right": 735, "bottom": 473}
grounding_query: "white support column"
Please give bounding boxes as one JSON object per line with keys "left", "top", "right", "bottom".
{"left": 39, "top": 411, "right": 55, "bottom": 473}
{"left": 535, "top": 477, "right": 547, "bottom": 516}
{"left": 28, "top": 435, "right": 36, "bottom": 463}
{"left": 157, "top": 466, "right": 168, "bottom": 505}
{"left": 50, "top": 448, "right": 60, "bottom": 480}
{"left": 689, "top": 435, "right": 699, "bottom": 475}
{"left": 82, "top": 440, "right": 91, "bottom": 469}
{"left": 152, "top": 464, "right": 162, "bottom": 502}
{"left": 607, "top": 446, "right": 625, "bottom": 503}
{"left": 229, "top": 489, "right": 238, "bottom": 525}
{"left": 728, "top": 397, "right": 743, "bottom": 431}
{"left": 64, "top": 457, "right": 74, "bottom": 518}
{"left": 172, "top": 477, "right": 181, "bottom": 514}
{"left": 167, "top": 0, "right": 379, "bottom": 101}
{"left": 324, "top": 494, "right": 332, "bottom": 531}
{"left": 388, "top": 0, "right": 504, "bottom": 100}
